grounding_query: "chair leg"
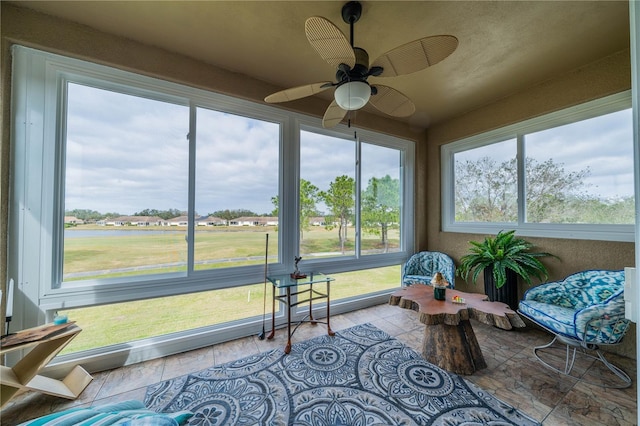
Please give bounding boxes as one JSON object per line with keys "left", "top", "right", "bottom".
{"left": 594, "top": 349, "right": 632, "bottom": 387}
{"left": 533, "top": 335, "right": 631, "bottom": 389}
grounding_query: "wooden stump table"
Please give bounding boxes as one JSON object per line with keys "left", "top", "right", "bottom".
{"left": 389, "top": 285, "right": 525, "bottom": 375}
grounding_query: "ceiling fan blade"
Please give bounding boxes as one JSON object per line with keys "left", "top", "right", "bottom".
{"left": 368, "top": 85, "right": 415, "bottom": 117}
{"left": 322, "top": 100, "right": 348, "bottom": 128}
{"left": 305, "top": 16, "right": 356, "bottom": 69}
{"left": 371, "top": 35, "right": 458, "bottom": 77}
{"left": 264, "top": 82, "right": 333, "bottom": 103}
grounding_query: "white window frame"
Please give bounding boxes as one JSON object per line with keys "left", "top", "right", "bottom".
{"left": 442, "top": 91, "right": 633, "bottom": 242}
{"left": 8, "top": 46, "right": 414, "bottom": 368}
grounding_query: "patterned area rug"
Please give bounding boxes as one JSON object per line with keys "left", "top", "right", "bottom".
{"left": 144, "top": 323, "right": 540, "bottom": 425}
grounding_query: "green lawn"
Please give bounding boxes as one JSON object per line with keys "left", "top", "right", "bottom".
{"left": 63, "top": 225, "right": 400, "bottom": 279}
{"left": 59, "top": 226, "right": 401, "bottom": 353}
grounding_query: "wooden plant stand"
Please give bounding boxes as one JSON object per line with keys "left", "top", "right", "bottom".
{"left": 389, "top": 285, "right": 525, "bottom": 375}
{"left": 0, "top": 323, "right": 93, "bottom": 408}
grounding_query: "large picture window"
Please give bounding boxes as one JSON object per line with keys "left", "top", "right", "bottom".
{"left": 9, "top": 46, "right": 414, "bottom": 363}
{"left": 63, "top": 83, "right": 190, "bottom": 282}
{"left": 524, "top": 108, "right": 634, "bottom": 225}
{"left": 299, "top": 130, "right": 356, "bottom": 258}
{"left": 194, "top": 107, "right": 280, "bottom": 270}
{"left": 453, "top": 139, "right": 517, "bottom": 223}
{"left": 442, "top": 91, "right": 634, "bottom": 241}
{"left": 361, "top": 142, "right": 402, "bottom": 255}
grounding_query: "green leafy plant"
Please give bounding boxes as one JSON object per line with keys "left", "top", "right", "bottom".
{"left": 457, "top": 230, "right": 557, "bottom": 289}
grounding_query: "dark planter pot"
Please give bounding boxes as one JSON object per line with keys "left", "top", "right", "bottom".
{"left": 483, "top": 267, "right": 519, "bottom": 310}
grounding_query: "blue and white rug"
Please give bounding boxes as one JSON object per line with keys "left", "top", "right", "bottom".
{"left": 144, "top": 323, "right": 540, "bottom": 425}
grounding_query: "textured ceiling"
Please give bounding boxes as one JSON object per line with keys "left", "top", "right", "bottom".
{"left": 11, "top": 1, "right": 631, "bottom": 129}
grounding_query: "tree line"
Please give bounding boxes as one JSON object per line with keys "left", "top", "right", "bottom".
{"left": 67, "top": 174, "right": 403, "bottom": 255}
{"left": 455, "top": 156, "right": 634, "bottom": 224}
{"left": 66, "top": 208, "right": 270, "bottom": 222}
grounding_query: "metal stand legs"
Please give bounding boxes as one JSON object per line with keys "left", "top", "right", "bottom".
{"left": 534, "top": 335, "right": 631, "bottom": 389}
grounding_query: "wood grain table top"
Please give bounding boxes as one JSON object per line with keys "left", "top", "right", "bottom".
{"left": 389, "top": 285, "right": 525, "bottom": 330}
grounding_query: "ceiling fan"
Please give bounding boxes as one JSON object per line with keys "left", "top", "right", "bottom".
{"left": 264, "top": 1, "right": 458, "bottom": 128}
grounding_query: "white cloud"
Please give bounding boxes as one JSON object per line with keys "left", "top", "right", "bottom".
{"left": 454, "top": 108, "right": 633, "bottom": 199}
{"left": 526, "top": 108, "right": 633, "bottom": 197}
{"left": 64, "top": 83, "right": 414, "bottom": 218}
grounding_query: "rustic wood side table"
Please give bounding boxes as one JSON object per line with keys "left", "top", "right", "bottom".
{"left": 389, "top": 285, "right": 525, "bottom": 375}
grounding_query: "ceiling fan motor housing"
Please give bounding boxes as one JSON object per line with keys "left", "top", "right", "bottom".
{"left": 336, "top": 47, "right": 370, "bottom": 83}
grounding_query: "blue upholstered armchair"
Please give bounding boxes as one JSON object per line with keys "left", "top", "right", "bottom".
{"left": 518, "top": 269, "right": 631, "bottom": 388}
{"left": 402, "top": 251, "right": 455, "bottom": 288}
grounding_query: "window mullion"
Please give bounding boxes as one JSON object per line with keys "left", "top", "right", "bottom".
{"left": 187, "top": 103, "right": 197, "bottom": 274}
{"left": 517, "top": 134, "right": 526, "bottom": 225}
{"left": 355, "top": 130, "right": 361, "bottom": 257}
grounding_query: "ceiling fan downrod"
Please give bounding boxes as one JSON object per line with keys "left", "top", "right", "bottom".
{"left": 341, "top": 1, "right": 362, "bottom": 48}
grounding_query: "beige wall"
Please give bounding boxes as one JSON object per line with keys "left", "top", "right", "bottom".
{"left": 422, "top": 49, "right": 635, "bottom": 358}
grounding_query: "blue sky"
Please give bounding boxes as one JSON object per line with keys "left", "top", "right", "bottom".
{"left": 64, "top": 83, "right": 400, "bottom": 216}
{"left": 455, "top": 108, "right": 634, "bottom": 199}
{"left": 65, "top": 83, "right": 633, "bottom": 217}
{"left": 526, "top": 108, "right": 633, "bottom": 199}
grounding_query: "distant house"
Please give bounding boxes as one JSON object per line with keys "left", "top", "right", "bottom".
{"left": 196, "top": 216, "right": 227, "bottom": 226}
{"left": 129, "top": 216, "right": 165, "bottom": 226}
{"left": 64, "top": 216, "right": 85, "bottom": 225}
{"left": 309, "top": 216, "right": 326, "bottom": 226}
{"left": 228, "top": 216, "right": 278, "bottom": 226}
{"left": 100, "top": 215, "right": 164, "bottom": 226}
{"left": 167, "top": 216, "right": 189, "bottom": 226}
{"left": 101, "top": 217, "right": 126, "bottom": 226}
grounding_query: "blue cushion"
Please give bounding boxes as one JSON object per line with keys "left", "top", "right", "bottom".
{"left": 519, "top": 299, "right": 578, "bottom": 339}
{"left": 403, "top": 275, "right": 436, "bottom": 286}
{"left": 523, "top": 270, "right": 624, "bottom": 310}
{"left": 18, "top": 400, "right": 193, "bottom": 426}
{"left": 519, "top": 269, "right": 629, "bottom": 345}
{"left": 402, "top": 251, "right": 455, "bottom": 288}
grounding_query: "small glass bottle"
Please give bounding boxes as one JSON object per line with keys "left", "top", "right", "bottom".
{"left": 431, "top": 272, "right": 449, "bottom": 301}
{"left": 434, "top": 285, "right": 447, "bottom": 301}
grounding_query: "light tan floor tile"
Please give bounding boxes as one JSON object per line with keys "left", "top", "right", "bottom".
{"left": 328, "top": 313, "right": 358, "bottom": 332}
{"left": 213, "top": 335, "right": 259, "bottom": 365}
{"left": 368, "top": 317, "right": 405, "bottom": 337}
{"left": 91, "top": 386, "right": 149, "bottom": 408}
{"left": 95, "top": 358, "right": 165, "bottom": 400}
{"left": 161, "top": 346, "right": 214, "bottom": 380}
{"left": 0, "top": 391, "right": 91, "bottom": 425}
{"left": 384, "top": 307, "right": 424, "bottom": 332}
{"left": 548, "top": 380, "right": 637, "bottom": 426}
{"left": 394, "top": 328, "right": 424, "bottom": 353}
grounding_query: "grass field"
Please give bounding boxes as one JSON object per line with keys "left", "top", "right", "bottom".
{"left": 64, "top": 225, "right": 400, "bottom": 278}
{"left": 59, "top": 226, "right": 401, "bottom": 353}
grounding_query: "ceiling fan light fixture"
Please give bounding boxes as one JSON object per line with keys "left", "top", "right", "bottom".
{"left": 334, "top": 81, "right": 371, "bottom": 111}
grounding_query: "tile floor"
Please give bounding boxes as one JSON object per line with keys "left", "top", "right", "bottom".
{"left": 1, "top": 303, "right": 637, "bottom": 425}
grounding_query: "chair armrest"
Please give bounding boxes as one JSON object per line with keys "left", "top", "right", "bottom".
{"left": 574, "top": 300, "right": 630, "bottom": 344}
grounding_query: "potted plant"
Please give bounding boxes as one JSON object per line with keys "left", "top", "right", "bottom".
{"left": 457, "top": 230, "right": 557, "bottom": 309}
